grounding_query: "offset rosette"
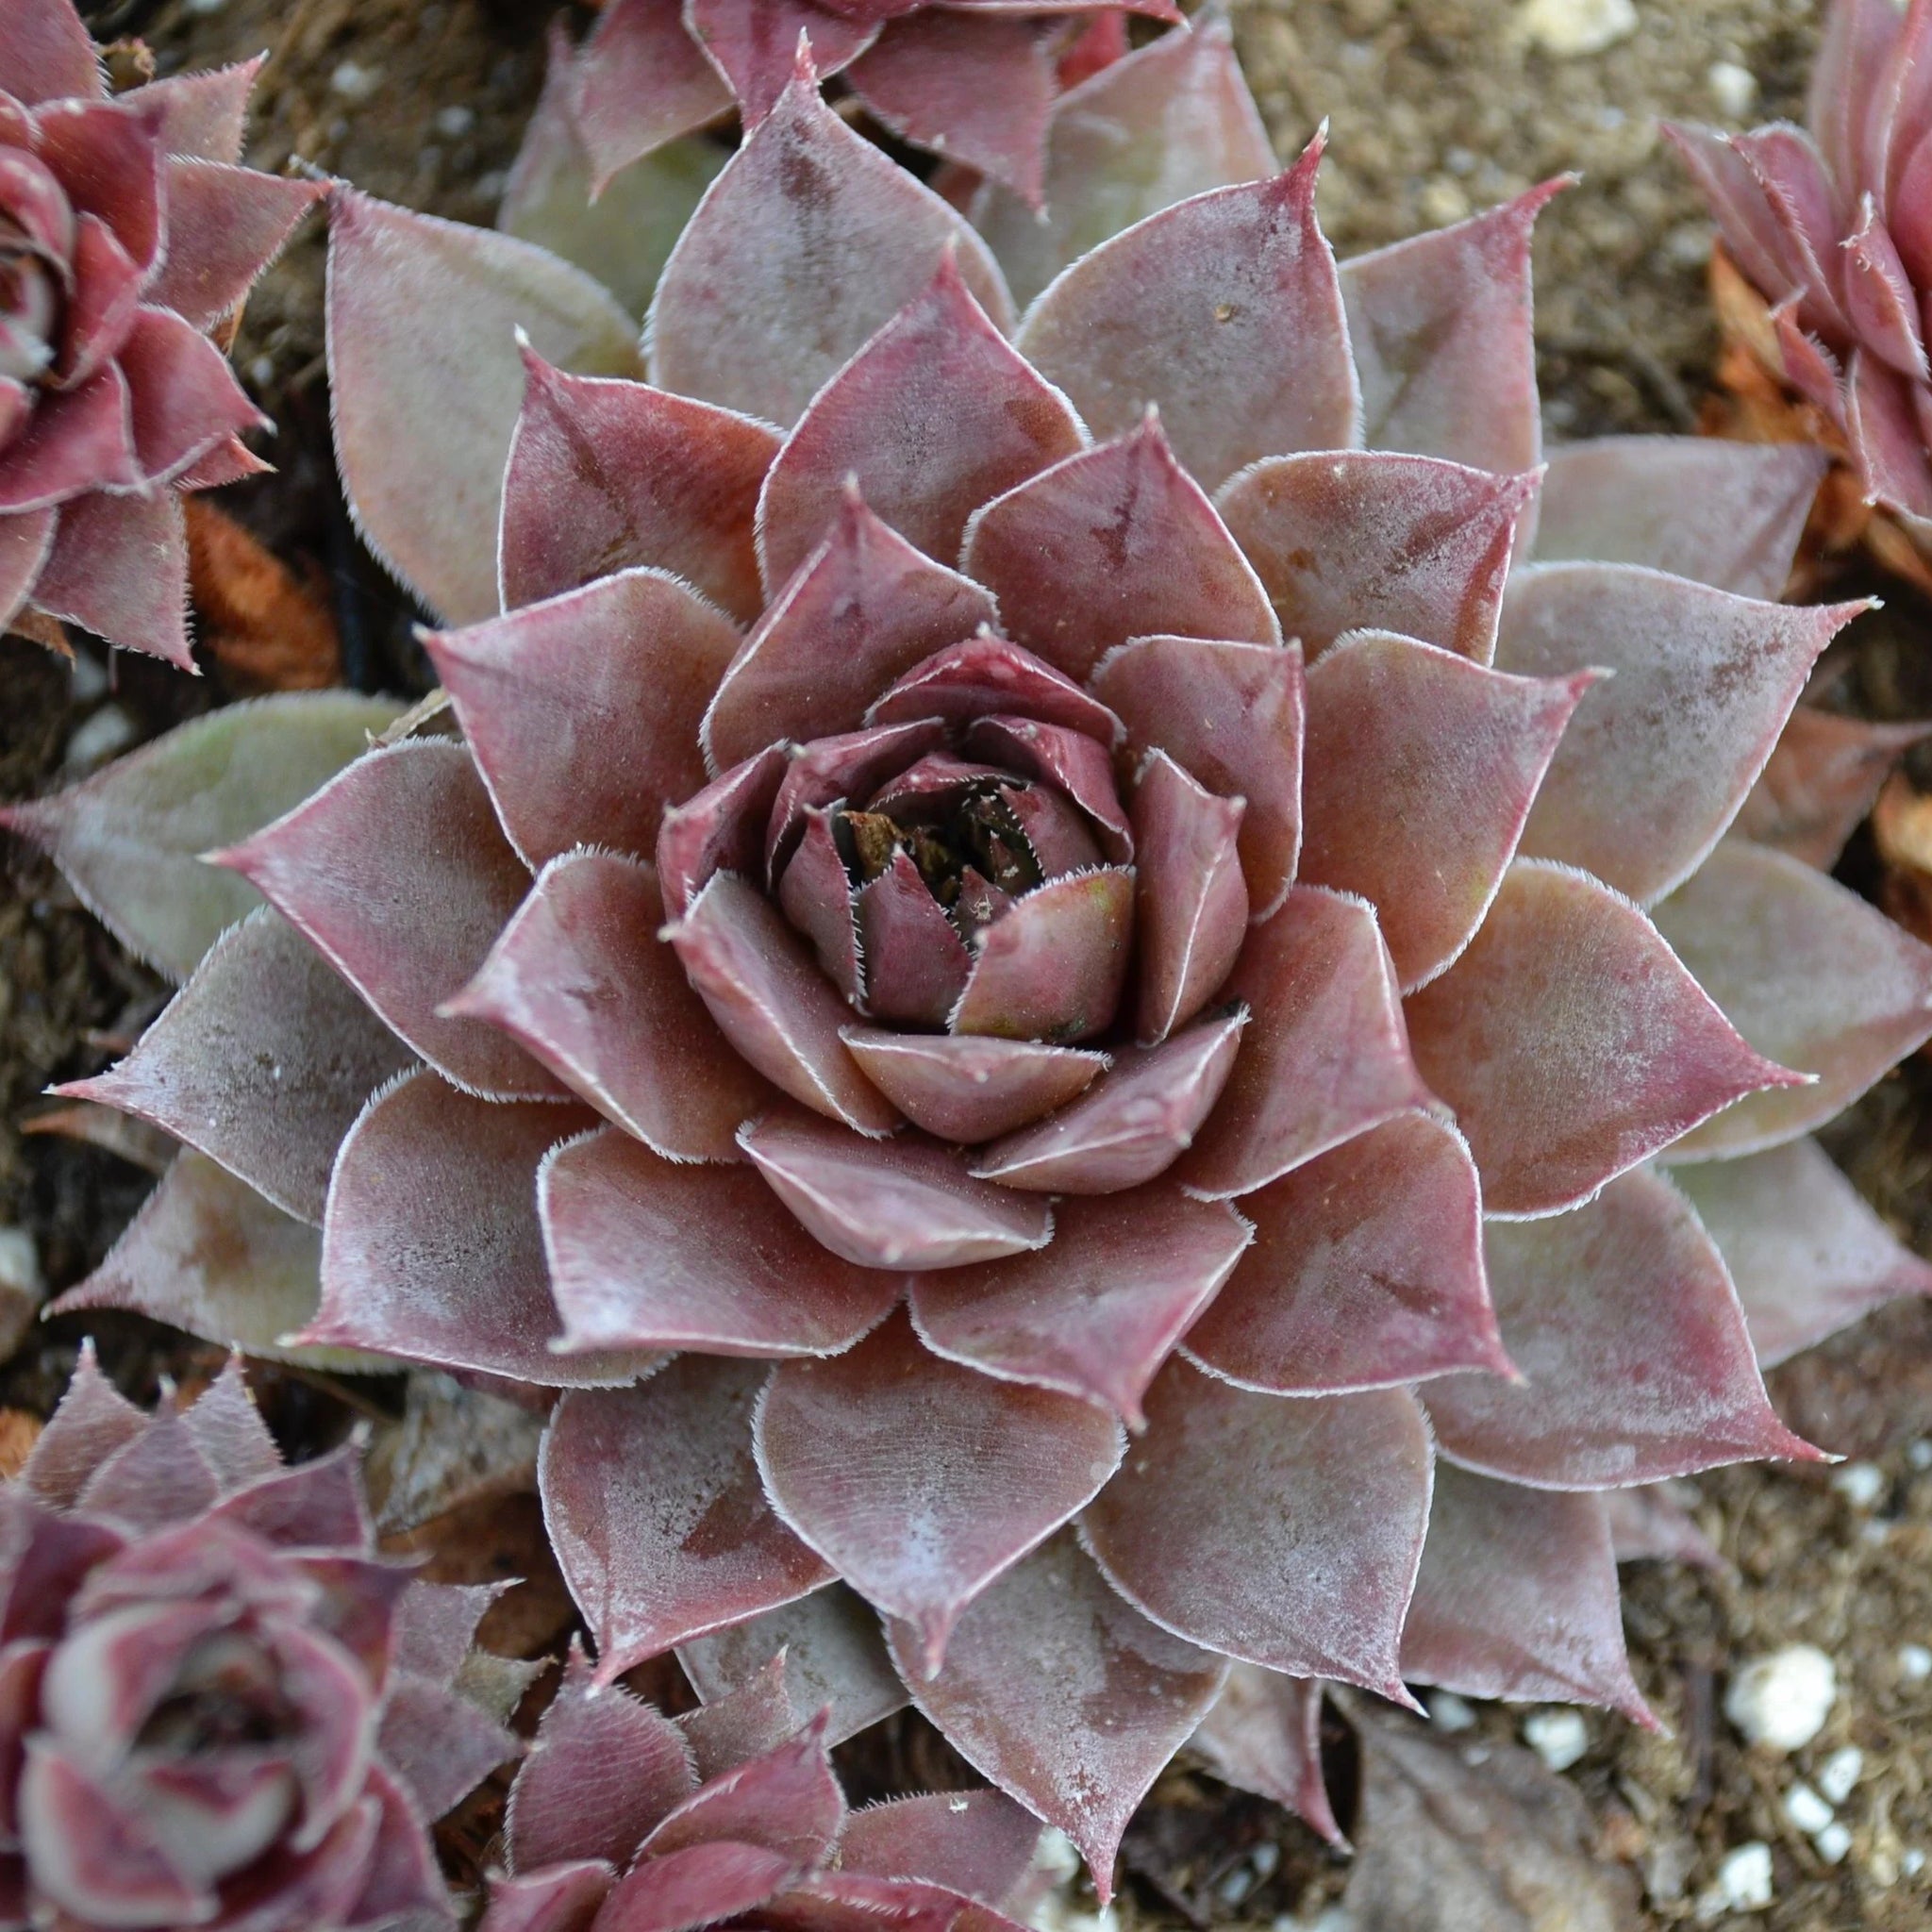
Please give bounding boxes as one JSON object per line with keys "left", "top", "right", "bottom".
{"left": 25, "top": 31, "right": 1932, "bottom": 1898}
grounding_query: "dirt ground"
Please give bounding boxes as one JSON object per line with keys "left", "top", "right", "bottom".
{"left": 4, "top": 0, "right": 1931, "bottom": 1926}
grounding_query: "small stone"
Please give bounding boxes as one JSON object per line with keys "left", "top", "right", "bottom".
{"left": 63, "top": 704, "right": 136, "bottom": 774}
{"left": 1523, "top": 1707, "right": 1590, "bottom": 1772}
{"left": 1518, "top": 0, "right": 1638, "bottom": 57}
{"left": 1428, "top": 1690, "right": 1476, "bottom": 1732}
{"left": 1783, "top": 1783, "right": 1834, "bottom": 1835}
{"left": 1724, "top": 1645, "right": 1837, "bottom": 1752}
{"left": 1418, "top": 177, "right": 1470, "bottom": 225}
{"left": 185, "top": 0, "right": 228, "bottom": 11}
{"left": 1707, "top": 60, "right": 1758, "bottom": 119}
{"left": 1899, "top": 1642, "right": 1932, "bottom": 1682}
{"left": 435, "top": 106, "right": 475, "bottom": 138}
{"left": 1814, "top": 1822, "right": 1853, "bottom": 1866}
{"left": 1833, "top": 1461, "right": 1886, "bottom": 1507}
{"left": 1907, "top": 1439, "right": 1932, "bottom": 1470}
{"left": 1903, "top": 1848, "right": 1926, "bottom": 1878}
{"left": 1817, "top": 1745, "right": 1864, "bottom": 1805}
{"left": 1715, "top": 1841, "right": 1774, "bottom": 1911}
{"left": 67, "top": 649, "right": 108, "bottom": 702}
{"left": 330, "top": 61, "right": 381, "bottom": 101}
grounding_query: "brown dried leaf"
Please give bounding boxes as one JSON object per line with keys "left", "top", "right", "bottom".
{"left": 185, "top": 499, "right": 341, "bottom": 692}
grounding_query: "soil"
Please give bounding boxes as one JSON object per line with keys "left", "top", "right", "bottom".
{"left": 5, "top": 1, "right": 1930, "bottom": 1926}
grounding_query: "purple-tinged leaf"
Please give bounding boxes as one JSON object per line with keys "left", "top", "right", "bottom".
{"left": 1847, "top": 348, "right": 1932, "bottom": 521}
{"left": 568, "top": 0, "right": 732, "bottom": 192}
{"left": 120, "top": 306, "right": 269, "bottom": 484}
{"left": 1603, "top": 1483, "right": 1721, "bottom": 1570}
{"left": 758, "top": 256, "right": 1081, "bottom": 592}
{"left": 144, "top": 162, "right": 325, "bottom": 334}
{"left": 325, "top": 189, "right": 637, "bottom": 624}
{"left": 1299, "top": 631, "right": 1591, "bottom": 990}
{"left": 960, "top": 418, "right": 1277, "bottom": 681}
{"left": 1663, "top": 121, "right": 1806, "bottom": 308}
{"left": 479, "top": 1861, "right": 612, "bottom": 1932}
{"left": 910, "top": 1186, "right": 1249, "bottom": 1424}
{"left": 1400, "top": 1467, "right": 1649, "bottom": 1721}
{"left": 739, "top": 1108, "right": 1049, "bottom": 1270}
{"left": 1497, "top": 564, "right": 1856, "bottom": 905}
{"left": 838, "top": 1030, "right": 1106, "bottom": 1144}
{"left": 949, "top": 867, "right": 1134, "bottom": 1046}
{"left": 1653, "top": 839, "right": 1932, "bottom": 1158}
{"left": 541, "top": 1125, "right": 901, "bottom": 1357}
{"left": 648, "top": 53, "right": 1010, "bottom": 429}
{"left": 1405, "top": 861, "right": 1801, "bottom": 1218}
{"left": 73, "top": 1407, "right": 220, "bottom": 1531}
{"left": 1131, "top": 751, "right": 1246, "bottom": 1041}
{"left": 1018, "top": 138, "right": 1355, "bottom": 490}
{"left": 1174, "top": 886, "right": 1426, "bottom": 1199}
{"left": 591, "top": 1840, "right": 799, "bottom": 1932}
{"left": 866, "top": 631, "right": 1122, "bottom": 744}
{"left": 765, "top": 721, "right": 946, "bottom": 869}
{"left": 706, "top": 492, "right": 994, "bottom": 772}
{"left": 998, "top": 781, "right": 1107, "bottom": 882}
{"left": 20, "top": 1343, "right": 142, "bottom": 1509}
{"left": 61, "top": 909, "right": 409, "bottom": 1224}
{"left": 1735, "top": 705, "right": 1931, "bottom": 869}
{"left": 1219, "top": 453, "right": 1533, "bottom": 665}
{"left": 542, "top": 1357, "right": 835, "bottom": 1682}
{"left": 215, "top": 741, "right": 560, "bottom": 1101}
{"left": 121, "top": 58, "right": 259, "bottom": 163}
{"left": 972, "top": 20, "right": 1274, "bottom": 309}
{"left": 1848, "top": 195, "right": 1926, "bottom": 375}
{"left": 452, "top": 853, "right": 777, "bottom": 1161}
{"left": 380, "top": 1672, "right": 522, "bottom": 1822}
{"left": 757, "top": 1310, "right": 1124, "bottom": 1668}
{"left": 669, "top": 874, "right": 902, "bottom": 1135}
{"left": 2, "top": 0, "right": 103, "bottom": 104}
{"left": 857, "top": 851, "right": 972, "bottom": 1026}
{"left": 1424, "top": 1170, "right": 1817, "bottom": 1489}
{"left": 674, "top": 1653, "right": 796, "bottom": 1781}
{"left": 501, "top": 348, "right": 778, "bottom": 622}
{"left": 1183, "top": 1111, "right": 1507, "bottom": 1395}
{"left": 682, "top": 0, "right": 877, "bottom": 124}
{"left": 0, "top": 362, "right": 138, "bottom": 517}
{"left": 0, "top": 506, "right": 55, "bottom": 630}
{"left": 1672, "top": 1138, "right": 1932, "bottom": 1367}
{"left": 777, "top": 809, "right": 864, "bottom": 1004}
{"left": 26, "top": 489, "right": 187, "bottom": 670}
{"left": 1191, "top": 1668, "right": 1344, "bottom": 1849}
{"left": 1084, "top": 1361, "right": 1431, "bottom": 1695}
{"left": 639, "top": 1717, "right": 841, "bottom": 1864}
{"left": 33, "top": 99, "right": 162, "bottom": 273}
{"left": 1339, "top": 179, "right": 1566, "bottom": 475}
{"left": 889, "top": 1531, "right": 1222, "bottom": 1902}
{"left": 964, "top": 715, "right": 1130, "bottom": 861}
{"left": 838, "top": 1788, "right": 1041, "bottom": 1907}
{"left": 1089, "top": 634, "right": 1303, "bottom": 921}
{"left": 971, "top": 1012, "right": 1244, "bottom": 1196}
{"left": 657, "top": 748, "right": 787, "bottom": 921}
{"left": 307, "top": 1069, "right": 639, "bottom": 1386}
{"left": 0, "top": 691, "right": 399, "bottom": 983}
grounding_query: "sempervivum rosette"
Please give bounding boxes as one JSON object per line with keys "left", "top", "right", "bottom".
{"left": 21, "top": 28, "right": 1932, "bottom": 1894}
{"left": 0, "top": 1352, "right": 525, "bottom": 1930}
{"left": 0, "top": 0, "right": 323, "bottom": 665}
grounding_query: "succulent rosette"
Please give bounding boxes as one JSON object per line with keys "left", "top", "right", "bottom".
{"left": 0, "top": 1352, "right": 525, "bottom": 1930}
{"left": 0, "top": 0, "right": 323, "bottom": 666}
{"left": 18, "top": 25, "right": 1932, "bottom": 1893}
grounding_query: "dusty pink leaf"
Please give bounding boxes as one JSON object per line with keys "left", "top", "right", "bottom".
{"left": 776, "top": 808, "right": 864, "bottom": 1005}
{"left": 889, "top": 1530, "right": 1222, "bottom": 1902}
{"left": 764, "top": 721, "right": 946, "bottom": 869}
{"left": 1089, "top": 634, "right": 1304, "bottom": 921}
{"left": 682, "top": 0, "right": 877, "bottom": 124}
{"left": 451, "top": 852, "right": 777, "bottom": 1160}
{"left": 758, "top": 256, "right": 1081, "bottom": 592}
{"left": 590, "top": 1839, "right": 798, "bottom": 1931}
{"left": 380, "top": 1671, "right": 522, "bottom": 1822}
{"left": 1844, "top": 194, "right": 1926, "bottom": 375}
{"left": 1299, "top": 631, "right": 1591, "bottom": 990}
{"left": 27, "top": 489, "right": 187, "bottom": 669}
{"left": 1339, "top": 180, "right": 1566, "bottom": 475}
{"left": 1670, "top": 1138, "right": 1932, "bottom": 1367}
{"left": 657, "top": 748, "right": 788, "bottom": 921}
{"left": 72, "top": 1406, "right": 219, "bottom": 1530}
{"left": 838, "top": 1789, "right": 1040, "bottom": 1907}
{"left": 838, "top": 1030, "right": 1107, "bottom": 1144}
{"left": 963, "top": 715, "right": 1130, "bottom": 861}
{"left": 1405, "top": 861, "right": 1801, "bottom": 1218}
{"left": 1653, "top": 839, "right": 1932, "bottom": 1158}
{"left": 639, "top": 1716, "right": 841, "bottom": 1863}
{"left": 542, "top": 1357, "right": 835, "bottom": 1682}
{"left": 2, "top": 0, "right": 102, "bottom": 104}
{"left": 1847, "top": 348, "right": 1932, "bottom": 520}
{"left": 0, "top": 506, "right": 55, "bottom": 628}
{"left": 325, "top": 189, "right": 637, "bottom": 624}
{"left": 756, "top": 1309, "right": 1124, "bottom": 1668}
{"left": 20, "top": 1343, "right": 142, "bottom": 1508}
{"left": 145, "top": 162, "right": 324, "bottom": 334}
{"left": 673, "top": 1653, "right": 795, "bottom": 1781}
{"left": 1018, "top": 138, "right": 1355, "bottom": 490}
{"left": 1190, "top": 1668, "right": 1344, "bottom": 1848}
{"left": 119, "top": 307, "right": 269, "bottom": 484}
{"left": 949, "top": 866, "right": 1135, "bottom": 1045}
{"left": 1183, "top": 1110, "right": 1508, "bottom": 1395}
{"left": 1219, "top": 453, "right": 1533, "bottom": 665}
{"left": 648, "top": 56, "right": 1010, "bottom": 429}
{"left": 121, "top": 58, "right": 258, "bottom": 162}
{"left": 1734, "top": 705, "right": 1931, "bottom": 869}
{"left": 1603, "top": 1483, "right": 1722, "bottom": 1570}
{"left": 541, "top": 1124, "right": 901, "bottom": 1357}
{"left": 1424, "top": 1169, "right": 1817, "bottom": 1488}
{"left": 215, "top": 741, "right": 559, "bottom": 1101}
{"left": 1497, "top": 564, "right": 1857, "bottom": 904}
{"left": 705, "top": 491, "right": 995, "bottom": 772}
{"left": 480, "top": 1862, "right": 612, "bottom": 1932}
{"left": 857, "top": 850, "right": 973, "bottom": 1026}
{"left": 1084, "top": 1361, "right": 1431, "bottom": 1694}
{"left": 501, "top": 348, "right": 779, "bottom": 623}
{"left": 910, "top": 1186, "right": 1249, "bottom": 1424}
{"left": 568, "top": 0, "right": 732, "bottom": 192}
{"left": 1174, "top": 886, "right": 1427, "bottom": 1199}
{"left": 960, "top": 417, "right": 1277, "bottom": 681}
{"left": 33, "top": 100, "right": 162, "bottom": 272}
{"left": 865, "top": 631, "right": 1123, "bottom": 743}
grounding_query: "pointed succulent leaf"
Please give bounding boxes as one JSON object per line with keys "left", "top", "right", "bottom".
{"left": 1496, "top": 564, "right": 1855, "bottom": 904}
{"left": 1299, "top": 631, "right": 1592, "bottom": 990}
{"left": 964, "top": 715, "right": 1131, "bottom": 860}
{"left": 20, "top": 1343, "right": 142, "bottom": 1508}
{"left": 4, "top": 0, "right": 102, "bottom": 102}
{"left": 909, "top": 1187, "right": 1249, "bottom": 1424}
{"left": 1400, "top": 1466, "right": 1649, "bottom": 1720}
{"left": 1652, "top": 840, "right": 1932, "bottom": 1158}
{"left": 542, "top": 1357, "right": 835, "bottom": 1682}
{"left": 121, "top": 57, "right": 259, "bottom": 162}
{"left": 866, "top": 631, "right": 1122, "bottom": 742}
{"left": 541, "top": 1125, "right": 901, "bottom": 1357}
{"left": 839, "top": 1030, "right": 1108, "bottom": 1144}
{"left": 1183, "top": 1111, "right": 1508, "bottom": 1395}
{"left": 949, "top": 866, "right": 1135, "bottom": 1046}
{"left": 1405, "top": 861, "right": 1801, "bottom": 1218}
{"left": 673, "top": 1653, "right": 797, "bottom": 1781}
{"left": 0, "top": 692, "right": 400, "bottom": 983}
{"left": 1191, "top": 1668, "right": 1343, "bottom": 1849}
{"left": 638, "top": 1717, "right": 841, "bottom": 1864}
{"left": 1602, "top": 1483, "right": 1722, "bottom": 1570}
{"left": 1219, "top": 454, "right": 1534, "bottom": 666}
{"left": 777, "top": 808, "right": 864, "bottom": 1004}
{"left": 590, "top": 1840, "right": 799, "bottom": 1931}
{"left": 1424, "top": 1170, "right": 1816, "bottom": 1488}
{"left": 756, "top": 1310, "right": 1124, "bottom": 1669}
{"left": 1735, "top": 706, "right": 1932, "bottom": 869}
{"left": 764, "top": 721, "right": 947, "bottom": 868}
{"left": 1669, "top": 1138, "right": 1932, "bottom": 1368}
{"left": 479, "top": 1861, "right": 612, "bottom": 1932}
{"left": 961, "top": 418, "right": 1277, "bottom": 681}
{"left": 567, "top": 0, "right": 732, "bottom": 192}
{"left": 683, "top": 0, "right": 878, "bottom": 123}
{"left": 1174, "top": 886, "right": 1428, "bottom": 1199}
{"left": 888, "top": 1531, "right": 1222, "bottom": 1902}
{"left": 758, "top": 256, "right": 1083, "bottom": 592}
{"left": 838, "top": 1788, "right": 1041, "bottom": 1907}
{"left": 1127, "top": 752, "right": 1246, "bottom": 1041}
{"left": 657, "top": 748, "right": 789, "bottom": 920}
{"left": 72, "top": 1406, "right": 221, "bottom": 1530}
{"left": 1084, "top": 1361, "right": 1431, "bottom": 1694}
{"left": 1846, "top": 348, "right": 1932, "bottom": 520}
{"left": 500, "top": 348, "right": 779, "bottom": 622}
{"left": 26, "top": 489, "right": 190, "bottom": 671}
{"left": 648, "top": 56, "right": 1011, "bottom": 429}
{"left": 857, "top": 849, "right": 973, "bottom": 1025}
{"left": 145, "top": 162, "right": 325, "bottom": 334}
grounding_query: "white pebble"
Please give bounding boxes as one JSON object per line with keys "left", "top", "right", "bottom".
{"left": 1707, "top": 59, "right": 1758, "bottom": 119}
{"left": 1518, "top": 0, "right": 1638, "bottom": 58}
{"left": 185, "top": 0, "right": 228, "bottom": 12}
{"left": 1724, "top": 1646, "right": 1837, "bottom": 1752}
{"left": 0, "top": 1229, "right": 41, "bottom": 1301}
{"left": 1833, "top": 1461, "right": 1886, "bottom": 1507}
{"left": 1523, "top": 1707, "right": 1590, "bottom": 1772}
{"left": 1907, "top": 1439, "right": 1932, "bottom": 1470}
{"left": 435, "top": 106, "right": 475, "bottom": 138}
{"left": 1814, "top": 1821, "right": 1853, "bottom": 1866}
{"left": 1816, "top": 1744, "right": 1864, "bottom": 1805}
{"left": 1903, "top": 1848, "right": 1926, "bottom": 1877}
{"left": 63, "top": 704, "right": 136, "bottom": 774}
{"left": 1716, "top": 1841, "right": 1775, "bottom": 1910}
{"left": 1783, "top": 1782, "right": 1834, "bottom": 1835}
{"left": 330, "top": 60, "right": 381, "bottom": 101}
{"left": 1899, "top": 1642, "right": 1932, "bottom": 1682}
{"left": 1429, "top": 1690, "right": 1476, "bottom": 1732}
{"left": 66, "top": 650, "right": 108, "bottom": 702}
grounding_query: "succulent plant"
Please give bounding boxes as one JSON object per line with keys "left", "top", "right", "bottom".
{"left": 0, "top": 0, "right": 323, "bottom": 667}
{"left": 477, "top": 1646, "right": 1046, "bottom": 1931}
{"left": 17, "top": 25, "right": 1932, "bottom": 1895}
{"left": 0, "top": 1351, "right": 525, "bottom": 1929}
